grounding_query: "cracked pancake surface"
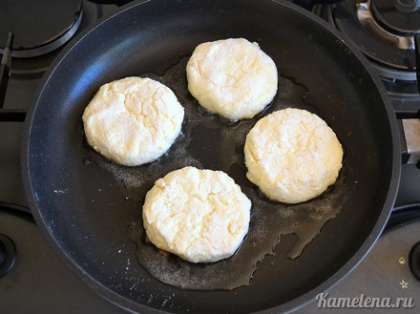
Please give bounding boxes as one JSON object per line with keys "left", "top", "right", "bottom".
{"left": 83, "top": 77, "right": 184, "bottom": 166}
{"left": 142, "top": 166, "right": 251, "bottom": 263}
{"left": 187, "top": 38, "right": 278, "bottom": 121}
{"left": 244, "top": 108, "right": 343, "bottom": 204}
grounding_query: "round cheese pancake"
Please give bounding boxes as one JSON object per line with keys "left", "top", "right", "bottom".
{"left": 244, "top": 108, "right": 343, "bottom": 204}
{"left": 142, "top": 166, "right": 251, "bottom": 263}
{"left": 82, "top": 77, "right": 184, "bottom": 166}
{"left": 186, "top": 38, "right": 278, "bottom": 121}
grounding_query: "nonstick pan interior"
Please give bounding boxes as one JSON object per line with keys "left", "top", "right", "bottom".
{"left": 23, "top": 0, "right": 400, "bottom": 313}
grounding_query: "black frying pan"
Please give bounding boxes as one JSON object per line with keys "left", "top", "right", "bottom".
{"left": 22, "top": 0, "right": 401, "bottom": 313}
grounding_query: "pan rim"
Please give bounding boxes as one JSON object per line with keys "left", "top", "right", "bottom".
{"left": 21, "top": 0, "right": 401, "bottom": 313}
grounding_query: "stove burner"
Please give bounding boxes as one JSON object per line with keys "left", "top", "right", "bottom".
{"left": 0, "top": 233, "right": 16, "bottom": 277}
{"left": 372, "top": 0, "right": 420, "bottom": 35}
{"left": 327, "top": 0, "right": 417, "bottom": 77}
{"left": 358, "top": 1, "right": 414, "bottom": 50}
{"left": 0, "top": 0, "right": 83, "bottom": 58}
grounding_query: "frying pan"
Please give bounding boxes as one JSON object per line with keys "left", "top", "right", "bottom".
{"left": 22, "top": 0, "right": 401, "bottom": 313}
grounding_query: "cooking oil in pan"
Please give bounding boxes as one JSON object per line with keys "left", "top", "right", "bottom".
{"left": 89, "top": 58, "right": 348, "bottom": 290}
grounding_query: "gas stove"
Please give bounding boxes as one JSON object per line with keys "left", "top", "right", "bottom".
{"left": 314, "top": 0, "right": 420, "bottom": 112}
{"left": 0, "top": 1, "right": 419, "bottom": 313}
{"left": 311, "top": 0, "right": 420, "bottom": 207}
